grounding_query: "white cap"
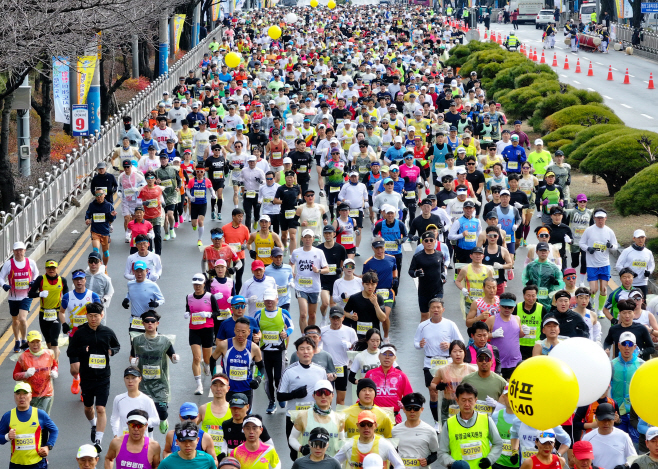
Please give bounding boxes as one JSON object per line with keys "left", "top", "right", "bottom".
{"left": 383, "top": 205, "right": 396, "bottom": 213}
{"left": 330, "top": 138, "right": 339, "bottom": 144}
{"left": 126, "top": 414, "right": 149, "bottom": 425}
{"left": 263, "top": 289, "right": 278, "bottom": 301}
{"left": 283, "top": 157, "right": 293, "bottom": 164}
{"left": 593, "top": 210, "right": 607, "bottom": 218}
{"left": 12, "top": 242, "right": 26, "bottom": 250}
{"left": 192, "top": 273, "right": 205, "bottom": 285}
{"left": 259, "top": 214, "right": 271, "bottom": 222}
{"left": 456, "top": 167, "right": 467, "bottom": 174}
{"left": 535, "top": 138, "right": 544, "bottom": 145}
{"left": 363, "top": 454, "right": 384, "bottom": 469}
{"left": 619, "top": 331, "right": 637, "bottom": 344}
{"left": 247, "top": 155, "right": 257, "bottom": 161}
{"left": 243, "top": 416, "right": 263, "bottom": 427}
{"left": 77, "top": 444, "right": 98, "bottom": 459}
{"left": 647, "top": 427, "right": 658, "bottom": 441}
{"left": 286, "top": 118, "right": 294, "bottom": 125}
{"left": 450, "top": 80, "right": 458, "bottom": 86}
{"left": 313, "top": 379, "right": 333, "bottom": 392}
{"left": 634, "top": 229, "right": 646, "bottom": 238}
{"left": 394, "top": 136, "right": 403, "bottom": 143}
{"left": 349, "top": 171, "right": 359, "bottom": 177}
{"left": 500, "top": 189, "right": 511, "bottom": 196}
{"left": 380, "top": 345, "right": 397, "bottom": 356}
{"left": 407, "top": 126, "right": 415, "bottom": 132}
{"left": 302, "top": 229, "right": 315, "bottom": 237}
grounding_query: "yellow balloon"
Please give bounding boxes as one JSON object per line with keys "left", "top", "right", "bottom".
{"left": 225, "top": 52, "right": 240, "bottom": 69}
{"left": 268, "top": 25, "right": 282, "bottom": 40}
{"left": 328, "top": 0, "right": 336, "bottom": 8}
{"left": 508, "top": 356, "right": 579, "bottom": 430}
{"left": 310, "top": 0, "right": 318, "bottom": 6}
{"left": 630, "top": 359, "right": 658, "bottom": 425}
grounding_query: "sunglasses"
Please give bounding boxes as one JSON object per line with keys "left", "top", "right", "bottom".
{"left": 359, "top": 422, "right": 374, "bottom": 428}
{"left": 487, "top": 234, "right": 499, "bottom": 238}
{"left": 142, "top": 318, "right": 158, "bottom": 324}
{"left": 467, "top": 163, "right": 476, "bottom": 166}
{"left": 423, "top": 239, "right": 435, "bottom": 243}
{"left": 146, "top": 176, "right": 155, "bottom": 179}
{"left": 128, "top": 422, "right": 145, "bottom": 429}
{"left": 564, "top": 275, "right": 576, "bottom": 280}
{"left": 538, "top": 234, "right": 549, "bottom": 238}
{"left": 477, "top": 356, "right": 492, "bottom": 362}
{"left": 382, "top": 352, "right": 395, "bottom": 357}
{"left": 266, "top": 178, "right": 273, "bottom": 181}
{"left": 404, "top": 405, "right": 421, "bottom": 412}
{"left": 88, "top": 259, "right": 100, "bottom": 264}
{"left": 180, "top": 415, "right": 197, "bottom": 420}
{"left": 315, "top": 389, "right": 333, "bottom": 397}
{"left": 233, "top": 304, "right": 246, "bottom": 309}
{"left": 310, "top": 440, "right": 328, "bottom": 449}
{"left": 620, "top": 341, "right": 635, "bottom": 347}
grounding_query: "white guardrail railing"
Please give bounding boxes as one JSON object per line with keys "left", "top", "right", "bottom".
{"left": 0, "top": 31, "right": 218, "bottom": 263}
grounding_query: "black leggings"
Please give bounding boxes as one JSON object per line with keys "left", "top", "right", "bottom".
{"left": 243, "top": 196, "right": 260, "bottom": 230}
{"left": 263, "top": 349, "right": 285, "bottom": 403}
{"left": 154, "top": 402, "right": 168, "bottom": 421}
{"left": 571, "top": 250, "right": 587, "bottom": 274}
{"left": 286, "top": 416, "right": 298, "bottom": 461}
{"left": 234, "top": 261, "right": 246, "bottom": 293}
{"left": 403, "top": 195, "right": 417, "bottom": 222}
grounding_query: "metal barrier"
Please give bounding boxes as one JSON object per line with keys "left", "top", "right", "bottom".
{"left": 0, "top": 31, "right": 220, "bottom": 264}
{"left": 614, "top": 23, "right": 658, "bottom": 58}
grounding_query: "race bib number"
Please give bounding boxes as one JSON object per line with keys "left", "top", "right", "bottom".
{"left": 218, "top": 309, "right": 231, "bottom": 320}
{"left": 131, "top": 317, "right": 144, "bottom": 330}
{"left": 402, "top": 458, "right": 420, "bottom": 467}
{"left": 575, "top": 228, "right": 585, "bottom": 236}
{"left": 207, "top": 427, "right": 224, "bottom": 447}
{"left": 341, "top": 235, "right": 354, "bottom": 244}
{"left": 538, "top": 288, "right": 548, "bottom": 299}
{"left": 194, "top": 190, "right": 206, "bottom": 198}
{"left": 430, "top": 357, "right": 449, "bottom": 368}
{"left": 92, "top": 213, "right": 106, "bottom": 223}
{"left": 246, "top": 191, "right": 256, "bottom": 198}
{"left": 349, "top": 209, "right": 360, "bottom": 217}
{"left": 434, "top": 162, "right": 446, "bottom": 171}
{"left": 359, "top": 166, "right": 368, "bottom": 174}
{"left": 296, "top": 403, "right": 312, "bottom": 411}
{"left": 229, "top": 366, "right": 248, "bottom": 381}
{"left": 384, "top": 241, "right": 398, "bottom": 251}
{"left": 633, "top": 260, "right": 647, "bottom": 268}
{"left": 257, "top": 247, "right": 272, "bottom": 258}
{"left": 328, "top": 264, "right": 337, "bottom": 275}
{"left": 464, "top": 232, "right": 476, "bottom": 243}
{"left": 502, "top": 440, "right": 514, "bottom": 457}
{"left": 161, "top": 178, "right": 173, "bottom": 187}
{"left": 376, "top": 289, "right": 389, "bottom": 298}
{"left": 526, "top": 326, "right": 537, "bottom": 339}
{"left": 298, "top": 277, "right": 313, "bottom": 287}
{"left": 191, "top": 312, "right": 207, "bottom": 325}
{"left": 285, "top": 210, "right": 296, "bottom": 219}
{"left": 277, "top": 286, "right": 287, "bottom": 296}
{"left": 89, "top": 354, "right": 107, "bottom": 369}
{"left": 124, "top": 189, "right": 136, "bottom": 201}
{"left": 522, "top": 449, "right": 538, "bottom": 460}
{"left": 229, "top": 243, "right": 242, "bottom": 252}
{"left": 470, "top": 288, "right": 483, "bottom": 298}
{"left": 272, "top": 152, "right": 282, "bottom": 159}
{"left": 145, "top": 199, "right": 158, "bottom": 208}
{"left": 505, "top": 234, "right": 511, "bottom": 244}
{"left": 357, "top": 321, "right": 373, "bottom": 334}
{"left": 71, "top": 315, "right": 87, "bottom": 326}
{"left": 405, "top": 192, "right": 416, "bottom": 199}
{"left": 330, "top": 186, "right": 340, "bottom": 193}
{"left": 263, "top": 198, "right": 272, "bottom": 204}
{"left": 507, "top": 161, "right": 518, "bottom": 170}
{"left": 335, "top": 365, "right": 345, "bottom": 377}
{"left": 14, "top": 434, "right": 36, "bottom": 451}
{"left": 43, "top": 309, "right": 57, "bottom": 321}
{"left": 213, "top": 171, "right": 224, "bottom": 179}
{"left": 263, "top": 331, "right": 280, "bottom": 345}
{"left": 142, "top": 365, "right": 161, "bottom": 380}
{"left": 255, "top": 301, "right": 265, "bottom": 309}
{"left": 299, "top": 165, "right": 307, "bottom": 172}
{"left": 308, "top": 220, "right": 318, "bottom": 227}
{"left": 460, "top": 441, "right": 483, "bottom": 460}
{"left": 593, "top": 242, "right": 606, "bottom": 251}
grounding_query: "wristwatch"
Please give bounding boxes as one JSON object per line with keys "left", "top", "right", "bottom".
{"left": 47, "top": 445, "right": 53, "bottom": 451}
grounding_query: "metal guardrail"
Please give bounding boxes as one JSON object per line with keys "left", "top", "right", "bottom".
{"left": 0, "top": 31, "right": 218, "bottom": 264}
{"left": 614, "top": 23, "right": 658, "bottom": 56}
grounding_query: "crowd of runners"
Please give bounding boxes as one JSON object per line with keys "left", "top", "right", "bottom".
{"left": 1, "top": 4, "right": 658, "bottom": 469}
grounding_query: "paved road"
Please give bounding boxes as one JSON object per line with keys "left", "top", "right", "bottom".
{"left": 483, "top": 23, "right": 658, "bottom": 132}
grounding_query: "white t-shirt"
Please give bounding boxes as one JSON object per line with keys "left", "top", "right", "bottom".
{"left": 334, "top": 436, "right": 404, "bottom": 469}
{"left": 332, "top": 277, "right": 364, "bottom": 310}
{"left": 110, "top": 392, "right": 160, "bottom": 437}
{"left": 277, "top": 361, "right": 328, "bottom": 417}
{"left": 579, "top": 225, "right": 618, "bottom": 268}
{"left": 290, "top": 247, "right": 328, "bottom": 294}
{"left": 413, "top": 318, "right": 464, "bottom": 368}
{"left": 320, "top": 325, "right": 358, "bottom": 367}
{"left": 583, "top": 428, "right": 636, "bottom": 469}
{"left": 392, "top": 421, "right": 440, "bottom": 468}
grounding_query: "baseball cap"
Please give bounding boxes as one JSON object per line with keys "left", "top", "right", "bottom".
{"left": 77, "top": 444, "right": 98, "bottom": 458}
{"left": 218, "top": 457, "right": 242, "bottom": 469}
{"left": 251, "top": 260, "right": 265, "bottom": 271}
{"left": 535, "top": 138, "right": 544, "bottom": 145}
{"left": 271, "top": 247, "right": 284, "bottom": 257}
{"left": 536, "top": 242, "right": 550, "bottom": 251}
{"left": 179, "top": 402, "right": 199, "bottom": 417}
{"left": 594, "top": 402, "right": 616, "bottom": 420}
{"left": 259, "top": 214, "right": 271, "bottom": 223}
{"left": 634, "top": 229, "right": 647, "bottom": 238}
{"left": 124, "top": 367, "right": 141, "bottom": 378}
{"left": 323, "top": 224, "right": 336, "bottom": 233}
{"left": 500, "top": 189, "right": 510, "bottom": 196}
{"left": 646, "top": 427, "right": 658, "bottom": 441}
{"left": 563, "top": 268, "right": 577, "bottom": 276}
{"left": 477, "top": 347, "right": 493, "bottom": 359}
{"left": 329, "top": 306, "right": 344, "bottom": 318}
{"left": 543, "top": 317, "right": 559, "bottom": 327}
{"left": 302, "top": 229, "right": 315, "bottom": 238}
{"left": 192, "top": 273, "right": 205, "bottom": 285}
{"left": 309, "top": 427, "right": 331, "bottom": 444}
{"left": 88, "top": 251, "right": 102, "bottom": 260}
{"left": 314, "top": 379, "right": 334, "bottom": 392}
{"left": 471, "top": 247, "right": 484, "bottom": 254}
{"left": 401, "top": 393, "right": 425, "bottom": 407}
{"left": 372, "top": 239, "right": 385, "bottom": 248}
{"left": 511, "top": 134, "right": 519, "bottom": 140}
{"left": 243, "top": 416, "right": 263, "bottom": 428}
{"left": 229, "top": 393, "right": 249, "bottom": 408}
{"left": 14, "top": 382, "right": 31, "bottom": 393}
{"left": 263, "top": 289, "right": 278, "bottom": 301}
{"left": 619, "top": 331, "right": 637, "bottom": 345}
{"left": 357, "top": 410, "right": 377, "bottom": 424}
{"left": 537, "top": 431, "right": 556, "bottom": 443}
{"left": 26, "top": 331, "right": 42, "bottom": 342}
{"left": 576, "top": 194, "right": 588, "bottom": 202}
{"left": 96, "top": 161, "right": 106, "bottom": 169}
{"left": 572, "top": 441, "right": 595, "bottom": 460}
{"left": 45, "top": 260, "right": 58, "bottom": 268}
{"left": 13, "top": 242, "right": 26, "bottom": 250}
{"left": 72, "top": 270, "right": 86, "bottom": 279}
{"left": 463, "top": 200, "right": 475, "bottom": 208}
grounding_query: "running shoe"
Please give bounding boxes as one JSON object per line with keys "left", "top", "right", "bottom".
{"left": 179, "top": 215, "right": 184, "bottom": 223}
{"left": 204, "top": 363, "right": 211, "bottom": 376}
{"left": 174, "top": 222, "right": 179, "bottom": 228}
{"left": 194, "top": 384, "right": 203, "bottom": 395}
{"left": 434, "top": 422, "right": 441, "bottom": 433}
{"left": 20, "top": 340, "right": 27, "bottom": 350}
{"left": 91, "top": 425, "right": 97, "bottom": 443}
{"left": 218, "top": 213, "right": 222, "bottom": 220}
{"left": 94, "top": 442, "right": 102, "bottom": 454}
{"left": 71, "top": 376, "right": 81, "bottom": 394}
{"left": 163, "top": 233, "right": 170, "bottom": 241}
{"left": 279, "top": 400, "right": 287, "bottom": 409}
{"left": 197, "top": 240, "right": 203, "bottom": 248}
{"left": 13, "top": 340, "right": 20, "bottom": 353}
{"left": 170, "top": 229, "right": 176, "bottom": 239}
{"left": 383, "top": 337, "right": 390, "bottom": 345}
{"left": 266, "top": 402, "right": 277, "bottom": 414}
{"left": 159, "top": 419, "right": 169, "bottom": 434}
{"left": 211, "top": 212, "right": 216, "bottom": 220}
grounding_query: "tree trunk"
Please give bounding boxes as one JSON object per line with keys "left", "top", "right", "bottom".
{"left": 179, "top": 1, "right": 197, "bottom": 52}
{"left": 100, "top": 51, "right": 132, "bottom": 124}
{"left": 139, "top": 38, "right": 154, "bottom": 80}
{"left": 32, "top": 60, "right": 53, "bottom": 163}
{"left": 0, "top": 94, "right": 17, "bottom": 211}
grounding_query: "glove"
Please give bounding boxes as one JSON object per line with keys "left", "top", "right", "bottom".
{"left": 25, "top": 368, "right": 36, "bottom": 378}
{"left": 392, "top": 278, "right": 399, "bottom": 289}
{"left": 461, "top": 287, "right": 470, "bottom": 297}
{"left": 479, "top": 458, "right": 492, "bottom": 469}
{"left": 327, "top": 169, "right": 336, "bottom": 176}
{"left": 613, "top": 465, "right": 628, "bottom": 469}
{"left": 184, "top": 311, "right": 191, "bottom": 319}
{"left": 239, "top": 163, "right": 244, "bottom": 169}
{"left": 510, "top": 454, "right": 519, "bottom": 465}
{"left": 645, "top": 270, "right": 651, "bottom": 278}
{"left": 492, "top": 327, "right": 505, "bottom": 338}
{"left": 341, "top": 292, "right": 347, "bottom": 299}
{"left": 414, "top": 269, "right": 424, "bottom": 278}
{"left": 227, "top": 267, "right": 236, "bottom": 275}
{"left": 249, "top": 250, "right": 257, "bottom": 259}
{"left": 122, "top": 298, "right": 130, "bottom": 309}
{"left": 485, "top": 396, "right": 498, "bottom": 407}
{"left": 587, "top": 247, "right": 596, "bottom": 254}
{"left": 300, "top": 444, "right": 311, "bottom": 456}
{"left": 541, "top": 198, "right": 549, "bottom": 206}
{"left": 292, "top": 385, "right": 308, "bottom": 399}
{"left": 521, "top": 324, "right": 531, "bottom": 335}
{"left": 606, "top": 241, "right": 614, "bottom": 249}
{"left": 403, "top": 176, "right": 410, "bottom": 184}
{"left": 492, "top": 262, "right": 505, "bottom": 269}
{"left": 436, "top": 381, "right": 447, "bottom": 391}
{"left": 249, "top": 295, "right": 258, "bottom": 302}
{"left": 148, "top": 299, "right": 159, "bottom": 308}
{"left": 203, "top": 311, "right": 213, "bottom": 318}
{"left": 250, "top": 375, "right": 262, "bottom": 389}
{"left": 410, "top": 235, "right": 419, "bottom": 242}
{"left": 172, "top": 354, "right": 180, "bottom": 364}
{"left": 2, "top": 284, "right": 10, "bottom": 292}
{"left": 335, "top": 267, "right": 343, "bottom": 276}
{"left": 514, "top": 202, "right": 522, "bottom": 209}
{"left": 130, "top": 357, "right": 139, "bottom": 366}
{"left": 62, "top": 323, "right": 70, "bottom": 334}
{"left": 50, "top": 370, "right": 58, "bottom": 379}
{"left": 396, "top": 238, "right": 403, "bottom": 245}
{"left": 255, "top": 177, "right": 263, "bottom": 184}
{"left": 611, "top": 317, "right": 619, "bottom": 325}
{"left": 367, "top": 184, "right": 374, "bottom": 191}
{"left": 564, "top": 235, "right": 572, "bottom": 244}
{"left": 39, "top": 290, "right": 49, "bottom": 298}
{"left": 241, "top": 242, "right": 248, "bottom": 251}
{"left": 214, "top": 292, "right": 224, "bottom": 300}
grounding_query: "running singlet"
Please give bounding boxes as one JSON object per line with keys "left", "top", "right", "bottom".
{"left": 223, "top": 338, "right": 253, "bottom": 392}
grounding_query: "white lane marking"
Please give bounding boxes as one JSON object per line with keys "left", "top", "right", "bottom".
{"left": 587, "top": 88, "right": 596, "bottom": 91}
{"left": 641, "top": 114, "right": 654, "bottom": 119}
{"left": 630, "top": 74, "right": 635, "bottom": 78}
{"left": 560, "top": 74, "right": 568, "bottom": 78}
{"left": 573, "top": 80, "right": 581, "bottom": 84}
{"left": 621, "top": 103, "right": 632, "bottom": 109}
{"left": 602, "top": 95, "right": 613, "bottom": 100}
{"left": 595, "top": 61, "right": 604, "bottom": 65}
{"left": 644, "top": 81, "right": 650, "bottom": 84}
{"left": 612, "top": 67, "right": 618, "bottom": 71}
{"left": 402, "top": 243, "right": 411, "bottom": 252}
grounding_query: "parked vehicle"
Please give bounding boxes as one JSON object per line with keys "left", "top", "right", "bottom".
{"left": 535, "top": 9, "right": 555, "bottom": 29}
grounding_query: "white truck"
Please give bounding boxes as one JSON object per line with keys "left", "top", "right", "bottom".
{"left": 510, "top": 0, "right": 543, "bottom": 24}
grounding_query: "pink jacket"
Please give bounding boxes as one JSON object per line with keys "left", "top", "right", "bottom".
{"left": 365, "top": 366, "right": 413, "bottom": 423}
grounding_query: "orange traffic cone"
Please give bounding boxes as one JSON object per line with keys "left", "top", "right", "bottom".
{"left": 623, "top": 68, "right": 630, "bottom": 84}
{"left": 564, "top": 56, "right": 569, "bottom": 70}
{"left": 484, "top": 29, "right": 488, "bottom": 40}
{"left": 587, "top": 62, "right": 594, "bottom": 76}
{"left": 575, "top": 59, "right": 581, "bottom": 73}
{"left": 649, "top": 73, "right": 655, "bottom": 89}
{"left": 540, "top": 50, "right": 546, "bottom": 63}
{"left": 552, "top": 53, "right": 558, "bottom": 67}
{"left": 607, "top": 65, "right": 613, "bottom": 81}
{"left": 533, "top": 49, "right": 538, "bottom": 61}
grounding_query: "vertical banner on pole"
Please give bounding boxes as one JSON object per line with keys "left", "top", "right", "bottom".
{"left": 72, "top": 104, "right": 89, "bottom": 137}
{"left": 212, "top": 1, "right": 219, "bottom": 21}
{"left": 53, "top": 57, "right": 71, "bottom": 124}
{"left": 174, "top": 14, "right": 186, "bottom": 54}
{"left": 76, "top": 56, "right": 97, "bottom": 105}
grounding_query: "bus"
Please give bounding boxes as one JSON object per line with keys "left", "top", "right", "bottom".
{"left": 510, "top": 0, "right": 543, "bottom": 23}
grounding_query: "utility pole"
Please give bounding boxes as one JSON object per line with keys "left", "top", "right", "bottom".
{"left": 132, "top": 35, "right": 139, "bottom": 78}
{"left": 194, "top": 2, "right": 201, "bottom": 46}
{"left": 159, "top": 13, "right": 169, "bottom": 76}
{"left": 16, "top": 76, "right": 31, "bottom": 177}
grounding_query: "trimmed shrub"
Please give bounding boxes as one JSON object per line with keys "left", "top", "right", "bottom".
{"left": 530, "top": 93, "right": 583, "bottom": 131}
{"left": 570, "top": 89, "right": 604, "bottom": 105}
{"left": 548, "top": 139, "right": 572, "bottom": 152}
{"left": 569, "top": 128, "right": 632, "bottom": 167}
{"left": 533, "top": 80, "right": 561, "bottom": 97}
{"left": 543, "top": 125, "right": 582, "bottom": 145}
{"left": 560, "top": 124, "right": 626, "bottom": 157}
{"left": 541, "top": 104, "right": 622, "bottom": 133}
{"left": 499, "top": 88, "right": 542, "bottom": 120}
{"left": 580, "top": 135, "right": 653, "bottom": 195}
{"left": 614, "top": 163, "right": 658, "bottom": 218}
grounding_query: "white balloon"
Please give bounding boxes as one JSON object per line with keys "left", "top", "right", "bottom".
{"left": 285, "top": 13, "right": 298, "bottom": 23}
{"left": 549, "top": 337, "right": 612, "bottom": 406}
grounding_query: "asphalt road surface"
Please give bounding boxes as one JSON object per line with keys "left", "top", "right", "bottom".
{"left": 484, "top": 23, "right": 658, "bottom": 132}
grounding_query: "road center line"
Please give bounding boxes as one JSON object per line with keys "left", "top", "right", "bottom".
{"left": 561, "top": 74, "right": 568, "bottom": 78}
{"left": 595, "top": 62, "right": 604, "bottom": 65}
{"left": 587, "top": 88, "right": 595, "bottom": 91}
{"left": 573, "top": 80, "right": 581, "bottom": 84}
{"left": 621, "top": 103, "right": 632, "bottom": 108}
{"left": 641, "top": 114, "right": 654, "bottom": 119}
{"left": 602, "top": 95, "right": 613, "bottom": 100}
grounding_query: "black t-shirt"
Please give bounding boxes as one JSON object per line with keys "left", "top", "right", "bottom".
{"left": 274, "top": 184, "right": 302, "bottom": 210}
{"left": 332, "top": 108, "right": 352, "bottom": 124}
{"left": 204, "top": 155, "right": 228, "bottom": 181}
{"left": 408, "top": 250, "right": 445, "bottom": 295}
{"left": 466, "top": 170, "right": 486, "bottom": 194}
{"left": 344, "top": 293, "right": 384, "bottom": 338}
{"left": 222, "top": 418, "right": 272, "bottom": 450}
{"left": 317, "top": 243, "right": 347, "bottom": 286}
{"left": 437, "top": 189, "right": 457, "bottom": 208}
{"left": 289, "top": 151, "right": 314, "bottom": 182}
{"left": 483, "top": 201, "right": 500, "bottom": 217}
{"left": 409, "top": 213, "right": 443, "bottom": 238}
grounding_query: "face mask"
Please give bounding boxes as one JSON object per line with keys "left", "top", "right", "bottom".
{"left": 124, "top": 124, "right": 131, "bottom": 130}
